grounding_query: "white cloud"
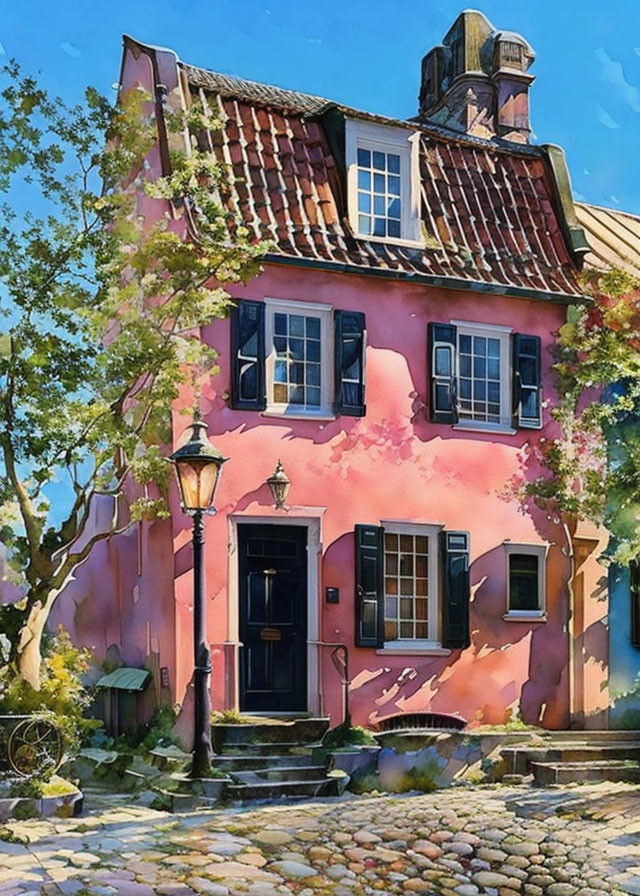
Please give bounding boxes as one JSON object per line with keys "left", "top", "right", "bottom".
{"left": 595, "top": 47, "right": 640, "bottom": 114}
{"left": 596, "top": 105, "right": 621, "bottom": 129}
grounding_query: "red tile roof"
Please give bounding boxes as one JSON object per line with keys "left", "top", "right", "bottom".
{"left": 179, "top": 63, "right": 585, "bottom": 300}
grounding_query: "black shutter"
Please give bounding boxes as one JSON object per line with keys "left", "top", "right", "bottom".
{"left": 355, "top": 524, "right": 384, "bottom": 648}
{"left": 631, "top": 560, "right": 640, "bottom": 647}
{"left": 334, "top": 310, "right": 366, "bottom": 416}
{"left": 440, "top": 530, "right": 470, "bottom": 649}
{"left": 428, "top": 323, "right": 458, "bottom": 423}
{"left": 512, "top": 334, "right": 541, "bottom": 429}
{"left": 230, "top": 300, "right": 266, "bottom": 410}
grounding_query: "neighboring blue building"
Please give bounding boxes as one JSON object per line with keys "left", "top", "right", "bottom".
{"left": 576, "top": 205, "right": 640, "bottom": 727}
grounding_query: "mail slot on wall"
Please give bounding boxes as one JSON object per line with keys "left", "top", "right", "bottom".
{"left": 325, "top": 587, "right": 339, "bottom": 604}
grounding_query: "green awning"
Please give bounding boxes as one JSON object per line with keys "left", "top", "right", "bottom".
{"left": 95, "top": 667, "right": 151, "bottom": 691}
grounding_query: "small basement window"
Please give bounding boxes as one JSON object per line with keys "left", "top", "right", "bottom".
{"left": 503, "top": 542, "right": 548, "bottom": 620}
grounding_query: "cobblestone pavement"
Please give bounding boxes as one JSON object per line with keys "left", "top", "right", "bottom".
{"left": 3, "top": 783, "right": 640, "bottom": 896}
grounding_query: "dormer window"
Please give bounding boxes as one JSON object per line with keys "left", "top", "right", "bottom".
{"left": 346, "top": 120, "right": 422, "bottom": 247}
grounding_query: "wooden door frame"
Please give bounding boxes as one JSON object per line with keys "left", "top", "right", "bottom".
{"left": 227, "top": 511, "right": 324, "bottom": 715}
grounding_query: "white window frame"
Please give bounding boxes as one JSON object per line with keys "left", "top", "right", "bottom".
{"left": 451, "top": 320, "right": 514, "bottom": 434}
{"left": 346, "top": 119, "right": 422, "bottom": 248}
{"left": 503, "top": 541, "right": 548, "bottom": 621}
{"left": 264, "top": 298, "right": 334, "bottom": 419}
{"left": 378, "top": 520, "right": 446, "bottom": 653}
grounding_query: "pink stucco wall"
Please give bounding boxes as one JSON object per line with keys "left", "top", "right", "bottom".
{"left": 162, "top": 262, "right": 604, "bottom": 732}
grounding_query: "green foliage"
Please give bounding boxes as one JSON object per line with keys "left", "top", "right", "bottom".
{"left": 322, "top": 722, "right": 377, "bottom": 749}
{"left": 518, "top": 269, "right": 640, "bottom": 563}
{"left": 0, "top": 62, "right": 269, "bottom": 679}
{"left": 8, "top": 776, "right": 43, "bottom": 798}
{"left": 0, "top": 626, "right": 96, "bottom": 749}
{"left": 211, "top": 708, "right": 250, "bottom": 725}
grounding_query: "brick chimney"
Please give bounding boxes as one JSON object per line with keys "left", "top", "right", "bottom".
{"left": 417, "top": 10, "right": 535, "bottom": 143}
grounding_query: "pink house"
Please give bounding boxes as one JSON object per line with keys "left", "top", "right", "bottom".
{"left": 53, "top": 11, "right": 612, "bottom": 736}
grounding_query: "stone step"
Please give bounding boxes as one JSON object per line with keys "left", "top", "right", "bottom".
{"left": 532, "top": 760, "right": 640, "bottom": 786}
{"left": 502, "top": 743, "right": 640, "bottom": 775}
{"left": 212, "top": 717, "right": 329, "bottom": 750}
{"left": 232, "top": 765, "right": 329, "bottom": 784}
{"left": 212, "top": 753, "right": 316, "bottom": 771}
{"left": 218, "top": 741, "right": 318, "bottom": 756}
{"left": 226, "top": 776, "right": 342, "bottom": 803}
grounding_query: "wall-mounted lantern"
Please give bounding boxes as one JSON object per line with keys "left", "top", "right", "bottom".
{"left": 267, "top": 460, "right": 290, "bottom": 509}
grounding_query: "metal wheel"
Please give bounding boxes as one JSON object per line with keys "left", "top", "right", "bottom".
{"left": 7, "top": 718, "right": 63, "bottom": 777}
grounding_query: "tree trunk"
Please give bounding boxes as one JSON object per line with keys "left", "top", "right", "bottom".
{"left": 15, "top": 584, "right": 65, "bottom": 689}
{"left": 15, "top": 602, "right": 49, "bottom": 688}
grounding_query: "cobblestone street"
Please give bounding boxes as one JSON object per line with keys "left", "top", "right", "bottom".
{"left": 3, "top": 783, "right": 640, "bottom": 896}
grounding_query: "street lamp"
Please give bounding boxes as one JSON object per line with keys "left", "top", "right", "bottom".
{"left": 169, "top": 412, "right": 228, "bottom": 778}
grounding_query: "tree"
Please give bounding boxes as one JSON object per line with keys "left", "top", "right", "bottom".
{"left": 518, "top": 268, "right": 640, "bottom": 565}
{"left": 0, "top": 63, "right": 269, "bottom": 688}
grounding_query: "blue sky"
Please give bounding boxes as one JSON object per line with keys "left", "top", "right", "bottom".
{"left": 2, "top": 1, "right": 640, "bottom": 215}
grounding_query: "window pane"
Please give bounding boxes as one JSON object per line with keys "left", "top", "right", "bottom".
{"left": 290, "top": 315, "right": 304, "bottom": 337}
{"left": 488, "top": 338, "right": 500, "bottom": 358}
{"left": 488, "top": 381, "right": 500, "bottom": 403}
{"left": 416, "top": 555, "right": 428, "bottom": 578}
{"left": 374, "top": 173, "right": 385, "bottom": 192}
{"left": 488, "top": 357, "right": 500, "bottom": 379}
{"left": 274, "top": 360, "right": 287, "bottom": 383}
{"left": 388, "top": 175, "right": 401, "bottom": 195}
{"left": 373, "top": 218, "right": 386, "bottom": 237}
{"left": 473, "top": 381, "right": 486, "bottom": 401}
{"left": 400, "top": 621, "right": 413, "bottom": 638}
{"left": 459, "top": 354, "right": 471, "bottom": 378}
{"left": 416, "top": 578, "right": 428, "bottom": 596}
{"left": 400, "top": 535, "right": 412, "bottom": 551}
{"left": 386, "top": 577, "right": 398, "bottom": 595}
{"left": 416, "top": 622, "right": 428, "bottom": 639}
{"left": 388, "top": 219, "right": 401, "bottom": 238}
{"left": 307, "top": 339, "right": 320, "bottom": 362}
{"left": 385, "top": 597, "right": 397, "bottom": 617}
{"left": 385, "top": 620, "right": 398, "bottom": 640}
{"left": 373, "top": 150, "right": 385, "bottom": 170}
{"left": 459, "top": 334, "right": 472, "bottom": 353}
{"left": 305, "top": 317, "right": 320, "bottom": 338}
{"left": 416, "top": 598, "right": 429, "bottom": 621}
{"left": 385, "top": 553, "right": 398, "bottom": 575}
{"left": 274, "top": 383, "right": 287, "bottom": 402}
{"left": 416, "top": 536, "right": 428, "bottom": 554}
{"left": 474, "top": 336, "right": 486, "bottom": 355}
{"left": 374, "top": 195, "right": 386, "bottom": 215}
{"left": 274, "top": 313, "right": 287, "bottom": 334}
{"left": 388, "top": 153, "right": 400, "bottom": 174}
{"left": 400, "top": 598, "right": 413, "bottom": 619}
{"left": 358, "top": 215, "right": 371, "bottom": 234}
{"left": 306, "top": 387, "right": 321, "bottom": 406}
{"left": 400, "top": 578, "right": 413, "bottom": 595}
{"left": 357, "top": 147, "right": 371, "bottom": 167}
{"left": 290, "top": 340, "right": 304, "bottom": 360}
{"left": 358, "top": 192, "right": 371, "bottom": 214}
{"left": 385, "top": 533, "right": 398, "bottom": 550}
{"left": 388, "top": 197, "right": 401, "bottom": 218}
{"left": 509, "top": 554, "right": 539, "bottom": 611}
{"left": 521, "top": 388, "right": 539, "bottom": 419}
{"left": 474, "top": 356, "right": 486, "bottom": 378}
{"left": 289, "top": 385, "right": 304, "bottom": 404}
{"left": 306, "top": 363, "right": 320, "bottom": 386}
{"left": 459, "top": 379, "right": 471, "bottom": 400}
{"left": 400, "top": 553, "right": 413, "bottom": 576}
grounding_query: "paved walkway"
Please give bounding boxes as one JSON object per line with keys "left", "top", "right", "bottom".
{"left": 2, "top": 783, "right": 640, "bottom": 895}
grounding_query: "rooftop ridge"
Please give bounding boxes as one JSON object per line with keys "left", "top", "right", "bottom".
{"left": 181, "top": 60, "right": 545, "bottom": 157}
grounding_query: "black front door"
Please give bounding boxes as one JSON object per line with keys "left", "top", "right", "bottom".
{"left": 238, "top": 524, "right": 307, "bottom": 712}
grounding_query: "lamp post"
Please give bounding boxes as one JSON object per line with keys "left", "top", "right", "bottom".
{"left": 169, "top": 413, "right": 228, "bottom": 778}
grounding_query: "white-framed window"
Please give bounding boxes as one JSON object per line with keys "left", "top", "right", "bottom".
{"left": 264, "top": 298, "right": 333, "bottom": 418}
{"left": 346, "top": 120, "right": 422, "bottom": 247}
{"left": 453, "top": 321, "right": 512, "bottom": 431}
{"left": 503, "top": 542, "right": 548, "bottom": 620}
{"left": 381, "top": 521, "right": 441, "bottom": 647}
